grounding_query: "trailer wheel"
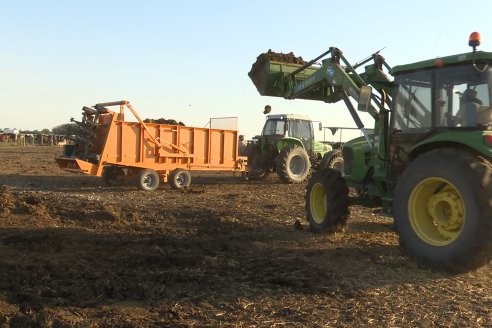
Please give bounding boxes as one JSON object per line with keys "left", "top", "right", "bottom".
{"left": 394, "top": 148, "right": 492, "bottom": 273}
{"left": 136, "top": 169, "right": 160, "bottom": 191}
{"left": 306, "top": 168, "right": 349, "bottom": 233}
{"left": 102, "top": 167, "right": 124, "bottom": 186}
{"left": 277, "top": 144, "right": 310, "bottom": 183}
{"left": 169, "top": 168, "right": 191, "bottom": 189}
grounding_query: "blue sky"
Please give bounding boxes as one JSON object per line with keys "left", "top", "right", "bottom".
{"left": 1, "top": 0, "right": 492, "bottom": 140}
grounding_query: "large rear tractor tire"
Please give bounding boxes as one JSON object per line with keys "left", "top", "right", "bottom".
{"left": 136, "top": 169, "right": 160, "bottom": 191}
{"left": 169, "top": 168, "right": 192, "bottom": 189}
{"left": 394, "top": 148, "right": 492, "bottom": 273}
{"left": 277, "top": 144, "right": 310, "bottom": 184}
{"left": 306, "top": 168, "right": 349, "bottom": 232}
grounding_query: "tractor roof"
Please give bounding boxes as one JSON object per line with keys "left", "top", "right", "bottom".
{"left": 266, "top": 114, "right": 311, "bottom": 121}
{"left": 391, "top": 50, "right": 492, "bottom": 75}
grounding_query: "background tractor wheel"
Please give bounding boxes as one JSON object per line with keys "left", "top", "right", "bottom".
{"left": 254, "top": 167, "right": 270, "bottom": 180}
{"left": 102, "top": 167, "right": 124, "bottom": 186}
{"left": 277, "top": 144, "right": 310, "bottom": 183}
{"left": 306, "top": 168, "right": 349, "bottom": 233}
{"left": 328, "top": 154, "right": 344, "bottom": 173}
{"left": 241, "top": 171, "right": 251, "bottom": 181}
{"left": 242, "top": 168, "right": 268, "bottom": 181}
{"left": 246, "top": 142, "right": 270, "bottom": 180}
{"left": 320, "top": 150, "right": 344, "bottom": 173}
{"left": 169, "top": 168, "right": 192, "bottom": 189}
{"left": 136, "top": 169, "right": 160, "bottom": 191}
{"left": 394, "top": 148, "right": 492, "bottom": 273}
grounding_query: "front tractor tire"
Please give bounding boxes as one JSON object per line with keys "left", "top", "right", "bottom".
{"left": 277, "top": 144, "right": 311, "bottom": 184}
{"left": 394, "top": 148, "right": 492, "bottom": 273}
{"left": 246, "top": 142, "right": 270, "bottom": 181}
{"left": 306, "top": 168, "right": 349, "bottom": 233}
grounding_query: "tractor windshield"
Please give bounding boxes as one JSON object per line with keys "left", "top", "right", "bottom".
{"left": 262, "top": 119, "right": 286, "bottom": 136}
{"left": 392, "top": 65, "right": 492, "bottom": 132}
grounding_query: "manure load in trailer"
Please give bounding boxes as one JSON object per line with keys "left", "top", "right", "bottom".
{"left": 56, "top": 100, "right": 247, "bottom": 190}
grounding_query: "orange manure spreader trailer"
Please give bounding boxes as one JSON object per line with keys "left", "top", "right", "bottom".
{"left": 55, "top": 100, "right": 247, "bottom": 191}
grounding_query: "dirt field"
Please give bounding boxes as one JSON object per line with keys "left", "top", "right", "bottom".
{"left": 0, "top": 146, "right": 491, "bottom": 327}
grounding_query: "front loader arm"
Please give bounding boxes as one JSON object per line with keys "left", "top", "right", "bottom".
{"left": 249, "top": 48, "right": 392, "bottom": 122}
{"left": 286, "top": 48, "right": 365, "bottom": 100}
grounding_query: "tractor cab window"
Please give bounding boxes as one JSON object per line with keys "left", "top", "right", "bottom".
{"left": 295, "top": 120, "right": 313, "bottom": 139}
{"left": 262, "top": 119, "right": 286, "bottom": 136}
{"left": 286, "top": 119, "right": 312, "bottom": 139}
{"left": 435, "top": 66, "right": 492, "bottom": 128}
{"left": 393, "top": 70, "right": 433, "bottom": 133}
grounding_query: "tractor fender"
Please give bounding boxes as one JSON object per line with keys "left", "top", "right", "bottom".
{"left": 409, "top": 130, "right": 492, "bottom": 161}
{"left": 277, "top": 137, "right": 304, "bottom": 151}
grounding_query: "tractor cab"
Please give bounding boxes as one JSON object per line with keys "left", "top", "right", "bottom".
{"left": 246, "top": 113, "right": 326, "bottom": 183}
{"left": 391, "top": 64, "right": 492, "bottom": 133}
{"left": 261, "top": 114, "right": 315, "bottom": 154}
{"left": 388, "top": 54, "right": 492, "bottom": 182}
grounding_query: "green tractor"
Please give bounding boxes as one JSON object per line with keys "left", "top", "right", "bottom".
{"left": 246, "top": 112, "right": 333, "bottom": 183}
{"left": 248, "top": 33, "right": 492, "bottom": 272}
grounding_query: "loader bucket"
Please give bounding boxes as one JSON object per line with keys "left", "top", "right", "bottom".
{"left": 248, "top": 50, "right": 319, "bottom": 97}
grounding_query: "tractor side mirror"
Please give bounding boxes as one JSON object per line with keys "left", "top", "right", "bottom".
{"left": 318, "top": 122, "right": 322, "bottom": 131}
{"left": 358, "top": 86, "right": 372, "bottom": 112}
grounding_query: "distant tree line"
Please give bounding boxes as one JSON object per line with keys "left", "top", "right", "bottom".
{"left": 19, "top": 128, "right": 52, "bottom": 135}
{"left": 52, "top": 123, "right": 80, "bottom": 136}
{"left": 20, "top": 123, "right": 79, "bottom": 136}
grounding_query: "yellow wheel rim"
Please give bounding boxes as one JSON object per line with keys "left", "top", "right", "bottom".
{"left": 408, "top": 177, "right": 465, "bottom": 246}
{"left": 310, "top": 182, "right": 327, "bottom": 224}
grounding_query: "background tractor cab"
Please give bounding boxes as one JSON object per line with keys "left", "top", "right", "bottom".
{"left": 246, "top": 110, "right": 330, "bottom": 183}
{"left": 261, "top": 113, "right": 319, "bottom": 156}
